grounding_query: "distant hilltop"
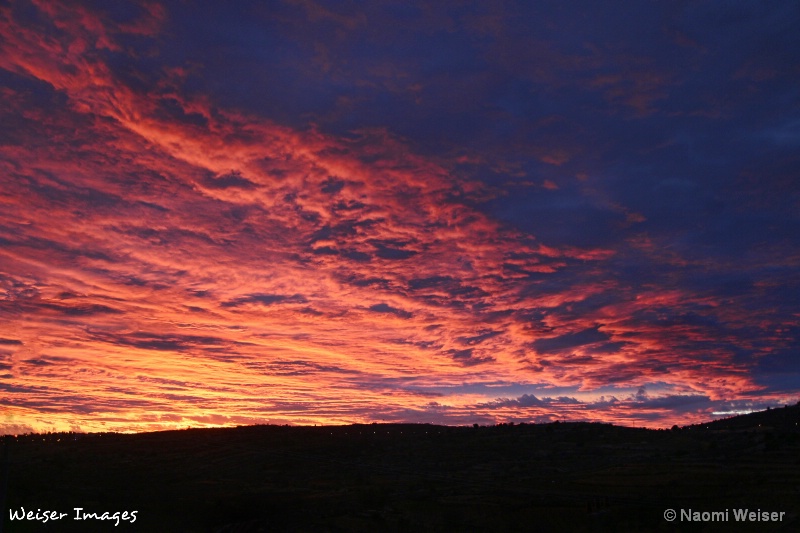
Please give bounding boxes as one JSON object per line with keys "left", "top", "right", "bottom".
{"left": 683, "top": 401, "right": 800, "bottom": 432}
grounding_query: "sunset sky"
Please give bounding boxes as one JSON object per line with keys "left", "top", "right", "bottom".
{"left": 1, "top": 1, "right": 799, "bottom": 434}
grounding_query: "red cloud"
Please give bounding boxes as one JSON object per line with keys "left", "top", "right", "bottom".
{"left": 0, "top": 1, "right": 784, "bottom": 434}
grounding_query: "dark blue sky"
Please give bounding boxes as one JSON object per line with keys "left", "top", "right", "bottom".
{"left": 152, "top": 1, "right": 800, "bottom": 251}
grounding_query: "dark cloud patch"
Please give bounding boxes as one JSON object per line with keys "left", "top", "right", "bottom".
{"left": 202, "top": 171, "right": 257, "bottom": 190}
{"left": 581, "top": 364, "right": 644, "bottom": 384}
{"left": 39, "top": 302, "right": 124, "bottom": 316}
{"left": 369, "top": 239, "right": 417, "bottom": 260}
{"left": 89, "top": 331, "right": 234, "bottom": 352}
{"left": 312, "top": 246, "right": 338, "bottom": 255}
{"left": 549, "top": 291, "right": 623, "bottom": 320}
{"left": 136, "top": 376, "right": 191, "bottom": 389}
{"left": 4, "top": 234, "right": 115, "bottom": 263}
{"left": 28, "top": 176, "right": 125, "bottom": 213}
{"left": 135, "top": 199, "right": 170, "bottom": 213}
{"left": 408, "top": 276, "right": 488, "bottom": 299}
{"left": 342, "top": 250, "right": 372, "bottom": 262}
{"left": 0, "top": 283, "right": 39, "bottom": 310}
{"left": 368, "top": 303, "right": 412, "bottom": 319}
{"left": 112, "top": 226, "right": 223, "bottom": 248}
{"left": 22, "top": 355, "right": 73, "bottom": 367}
{"left": 755, "top": 340, "right": 800, "bottom": 374}
{"left": 0, "top": 382, "right": 54, "bottom": 395}
{"left": 190, "top": 289, "right": 212, "bottom": 298}
{"left": 0, "top": 390, "right": 160, "bottom": 415}
{"left": 121, "top": 275, "right": 149, "bottom": 287}
{"left": 488, "top": 191, "right": 628, "bottom": 250}
{"left": 553, "top": 354, "right": 596, "bottom": 365}
{"left": 456, "top": 330, "right": 503, "bottom": 346}
{"left": 154, "top": 97, "right": 209, "bottom": 128}
{"left": 484, "top": 394, "right": 545, "bottom": 408}
{"left": 0, "top": 339, "right": 22, "bottom": 345}
{"left": 752, "top": 341, "right": 800, "bottom": 393}
{"left": 311, "top": 220, "right": 362, "bottom": 242}
{"left": 320, "top": 177, "right": 346, "bottom": 194}
{"left": 244, "top": 360, "right": 361, "bottom": 376}
{"left": 480, "top": 394, "right": 581, "bottom": 409}
{"left": 587, "top": 342, "right": 630, "bottom": 354}
{"left": 222, "top": 293, "right": 307, "bottom": 308}
{"left": 374, "top": 245, "right": 417, "bottom": 260}
{"left": 479, "top": 392, "right": 719, "bottom": 422}
{"left": 630, "top": 394, "right": 710, "bottom": 410}
{"left": 449, "top": 285, "right": 489, "bottom": 298}
{"left": 450, "top": 348, "right": 474, "bottom": 360}
{"left": 533, "top": 327, "right": 610, "bottom": 354}
{"left": 332, "top": 199, "right": 367, "bottom": 212}
{"left": 348, "top": 276, "right": 390, "bottom": 288}
{"left": 627, "top": 306, "right": 722, "bottom": 332}
{"left": 447, "top": 348, "right": 495, "bottom": 367}
{"left": 408, "top": 276, "right": 453, "bottom": 290}
{"left": 575, "top": 393, "right": 731, "bottom": 423}
{"left": 222, "top": 204, "right": 254, "bottom": 223}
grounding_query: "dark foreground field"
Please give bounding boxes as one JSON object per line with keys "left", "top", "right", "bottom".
{"left": 2, "top": 405, "right": 799, "bottom": 532}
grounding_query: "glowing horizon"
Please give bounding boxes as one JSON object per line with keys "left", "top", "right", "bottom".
{"left": 1, "top": 1, "right": 798, "bottom": 434}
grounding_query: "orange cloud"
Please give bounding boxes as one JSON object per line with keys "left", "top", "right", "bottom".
{"left": 0, "top": 1, "right": 783, "bottom": 434}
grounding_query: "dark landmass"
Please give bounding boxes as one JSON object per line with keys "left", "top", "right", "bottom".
{"left": 2, "top": 405, "right": 799, "bottom": 532}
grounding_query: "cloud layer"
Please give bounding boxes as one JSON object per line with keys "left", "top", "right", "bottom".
{"left": 1, "top": 1, "right": 798, "bottom": 433}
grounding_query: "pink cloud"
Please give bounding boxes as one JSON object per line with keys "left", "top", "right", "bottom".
{"left": 0, "top": 1, "right": 784, "bottom": 434}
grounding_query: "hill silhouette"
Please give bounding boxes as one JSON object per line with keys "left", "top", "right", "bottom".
{"left": 2, "top": 405, "right": 799, "bottom": 532}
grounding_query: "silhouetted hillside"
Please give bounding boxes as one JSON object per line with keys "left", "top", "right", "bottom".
{"left": 2, "top": 408, "right": 799, "bottom": 532}
{"left": 685, "top": 402, "right": 800, "bottom": 432}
